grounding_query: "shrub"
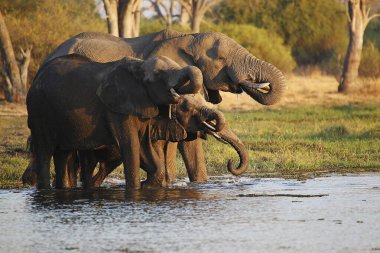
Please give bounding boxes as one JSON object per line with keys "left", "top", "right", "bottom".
{"left": 359, "top": 43, "right": 380, "bottom": 78}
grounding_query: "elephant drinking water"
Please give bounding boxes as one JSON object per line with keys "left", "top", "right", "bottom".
{"left": 27, "top": 54, "right": 249, "bottom": 189}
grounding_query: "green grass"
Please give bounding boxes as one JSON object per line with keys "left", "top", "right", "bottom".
{"left": 1, "top": 104, "right": 379, "bottom": 188}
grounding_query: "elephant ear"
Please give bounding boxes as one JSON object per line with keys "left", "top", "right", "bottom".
{"left": 96, "top": 63, "right": 159, "bottom": 118}
{"left": 151, "top": 117, "right": 187, "bottom": 143}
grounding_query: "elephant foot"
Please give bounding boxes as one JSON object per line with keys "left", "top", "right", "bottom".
{"left": 22, "top": 167, "right": 37, "bottom": 186}
{"left": 141, "top": 179, "right": 166, "bottom": 189}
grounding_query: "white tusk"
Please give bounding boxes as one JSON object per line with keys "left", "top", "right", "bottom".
{"left": 240, "top": 82, "right": 270, "bottom": 89}
{"left": 170, "top": 88, "right": 180, "bottom": 97}
{"left": 202, "top": 121, "right": 216, "bottom": 131}
{"left": 209, "top": 131, "right": 228, "bottom": 144}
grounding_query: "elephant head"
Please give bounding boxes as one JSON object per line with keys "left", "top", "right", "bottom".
{"left": 97, "top": 56, "right": 203, "bottom": 119}
{"left": 153, "top": 32, "right": 287, "bottom": 105}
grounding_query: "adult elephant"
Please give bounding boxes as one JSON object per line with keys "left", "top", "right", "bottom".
{"left": 28, "top": 54, "right": 248, "bottom": 189}
{"left": 39, "top": 29, "right": 286, "bottom": 182}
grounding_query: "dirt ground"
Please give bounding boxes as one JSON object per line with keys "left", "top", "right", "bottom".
{"left": 1, "top": 75, "right": 379, "bottom": 115}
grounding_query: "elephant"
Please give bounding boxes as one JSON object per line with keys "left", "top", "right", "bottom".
{"left": 27, "top": 54, "right": 248, "bottom": 189}
{"left": 30, "top": 29, "right": 286, "bottom": 183}
{"left": 77, "top": 122, "right": 248, "bottom": 188}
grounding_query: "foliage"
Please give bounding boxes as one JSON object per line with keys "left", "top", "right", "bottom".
{"left": 215, "top": 0, "right": 348, "bottom": 69}
{"left": 359, "top": 43, "right": 380, "bottom": 78}
{"left": 0, "top": 0, "right": 106, "bottom": 89}
{"left": 364, "top": 18, "right": 380, "bottom": 48}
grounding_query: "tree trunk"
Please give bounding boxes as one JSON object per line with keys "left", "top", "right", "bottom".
{"left": 179, "top": 5, "right": 190, "bottom": 27}
{"left": 118, "top": 0, "right": 141, "bottom": 38}
{"left": 103, "top": 0, "right": 119, "bottom": 36}
{"left": 338, "top": 0, "right": 380, "bottom": 93}
{"left": 339, "top": 0, "right": 365, "bottom": 93}
{"left": 18, "top": 46, "right": 32, "bottom": 92}
{"left": 0, "top": 10, "right": 23, "bottom": 102}
{"left": 191, "top": 0, "right": 202, "bottom": 33}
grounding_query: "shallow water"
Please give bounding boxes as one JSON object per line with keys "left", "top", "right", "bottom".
{"left": 1, "top": 174, "right": 380, "bottom": 253}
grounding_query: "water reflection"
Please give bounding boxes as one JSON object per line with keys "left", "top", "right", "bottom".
{"left": 30, "top": 187, "right": 204, "bottom": 208}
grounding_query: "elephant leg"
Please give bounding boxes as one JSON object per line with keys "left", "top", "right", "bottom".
{"left": 22, "top": 157, "right": 38, "bottom": 186}
{"left": 141, "top": 140, "right": 166, "bottom": 188}
{"left": 34, "top": 142, "right": 53, "bottom": 189}
{"left": 53, "top": 150, "right": 74, "bottom": 189}
{"left": 79, "top": 151, "right": 98, "bottom": 189}
{"left": 164, "top": 142, "right": 178, "bottom": 184}
{"left": 92, "top": 160, "right": 120, "bottom": 187}
{"left": 66, "top": 152, "right": 79, "bottom": 188}
{"left": 178, "top": 138, "right": 208, "bottom": 182}
{"left": 120, "top": 139, "right": 141, "bottom": 190}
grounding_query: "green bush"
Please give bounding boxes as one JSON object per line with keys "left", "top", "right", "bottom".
{"left": 215, "top": 0, "right": 348, "bottom": 70}
{"left": 1, "top": 0, "right": 106, "bottom": 86}
{"left": 359, "top": 43, "right": 380, "bottom": 78}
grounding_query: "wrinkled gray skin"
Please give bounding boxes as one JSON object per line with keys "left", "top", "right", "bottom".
{"left": 40, "top": 29, "right": 286, "bottom": 182}
{"left": 28, "top": 54, "right": 230, "bottom": 189}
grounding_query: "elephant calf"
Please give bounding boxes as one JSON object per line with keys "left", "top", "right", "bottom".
{"left": 27, "top": 54, "right": 231, "bottom": 189}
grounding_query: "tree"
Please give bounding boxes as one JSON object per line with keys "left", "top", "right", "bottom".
{"left": 102, "top": 0, "right": 142, "bottom": 38}
{"left": 179, "top": 0, "right": 221, "bottom": 32}
{"left": 0, "top": 0, "right": 106, "bottom": 99}
{"left": 148, "top": 0, "right": 177, "bottom": 28}
{"left": 0, "top": 9, "right": 31, "bottom": 103}
{"left": 338, "top": 0, "right": 380, "bottom": 93}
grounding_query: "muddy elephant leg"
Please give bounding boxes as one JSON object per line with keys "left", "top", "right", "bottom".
{"left": 66, "top": 152, "right": 79, "bottom": 187}
{"left": 34, "top": 141, "right": 53, "bottom": 189}
{"left": 79, "top": 151, "right": 98, "bottom": 189}
{"left": 164, "top": 142, "right": 178, "bottom": 184}
{"left": 141, "top": 140, "right": 166, "bottom": 188}
{"left": 92, "top": 160, "right": 121, "bottom": 187}
{"left": 178, "top": 138, "right": 208, "bottom": 182}
{"left": 119, "top": 138, "right": 141, "bottom": 189}
{"left": 53, "top": 150, "right": 72, "bottom": 189}
{"left": 22, "top": 157, "right": 38, "bottom": 186}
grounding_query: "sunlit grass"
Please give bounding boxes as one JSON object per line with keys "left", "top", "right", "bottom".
{"left": 1, "top": 104, "right": 379, "bottom": 188}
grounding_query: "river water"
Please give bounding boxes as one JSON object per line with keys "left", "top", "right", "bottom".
{"left": 1, "top": 174, "right": 380, "bottom": 253}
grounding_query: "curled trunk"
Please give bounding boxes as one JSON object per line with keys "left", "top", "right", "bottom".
{"left": 213, "top": 126, "right": 249, "bottom": 176}
{"left": 175, "top": 66, "right": 203, "bottom": 94}
{"left": 200, "top": 107, "right": 225, "bottom": 132}
{"left": 241, "top": 61, "right": 286, "bottom": 106}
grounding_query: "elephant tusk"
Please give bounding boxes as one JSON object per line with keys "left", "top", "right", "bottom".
{"left": 208, "top": 130, "right": 228, "bottom": 144}
{"left": 202, "top": 121, "right": 216, "bottom": 131}
{"left": 170, "top": 88, "right": 180, "bottom": 97}
{"left": 240, "top": 82, "right": 270, "bottom": 89}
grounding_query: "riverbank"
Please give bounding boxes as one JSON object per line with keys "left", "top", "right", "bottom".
{"left": 0, "top": 75, "right": 379, "bottom": 188}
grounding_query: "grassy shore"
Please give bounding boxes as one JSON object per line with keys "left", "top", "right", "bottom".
{"left": 1, "top": 75, "right": 379, "bottom": 188}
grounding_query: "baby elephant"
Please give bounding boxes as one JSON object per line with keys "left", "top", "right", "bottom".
{"left": 27, "top": 54, "right": 229, "bottom": 189}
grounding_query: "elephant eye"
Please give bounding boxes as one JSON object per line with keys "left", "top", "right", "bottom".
{"left": 179, "top": 100, "right": 193, "bottom": 112}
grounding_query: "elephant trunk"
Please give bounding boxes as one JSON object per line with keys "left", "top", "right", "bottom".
{"left": 175, "top": 66, "right": 203, "bottom": 94}
{"left": 232, "top": 52, "right": 286, "bottom": 105}
{"left": 212, "top": 126, "right": 249, "bottom": 176}
{"left": 199, "top": 107, "right": 225, "bottom": 132}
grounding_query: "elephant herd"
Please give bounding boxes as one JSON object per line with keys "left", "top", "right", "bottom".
{"left": 22, "top": 29, "right": 286, "bottom": 189}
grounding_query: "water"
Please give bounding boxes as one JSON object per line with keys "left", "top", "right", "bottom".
{"left": 1, "top": 174, "right": 380, "bottom": 253}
